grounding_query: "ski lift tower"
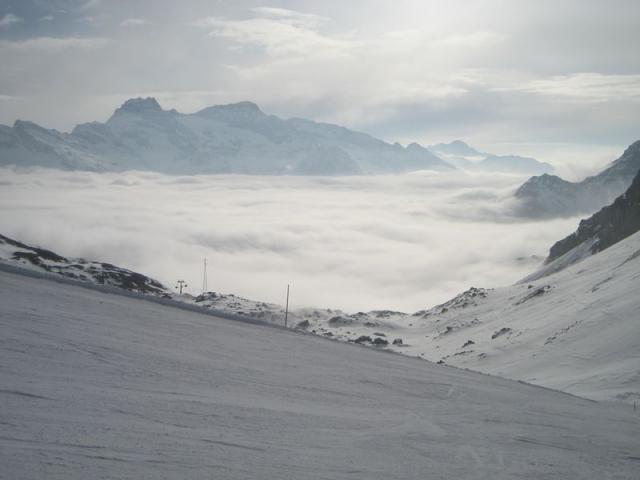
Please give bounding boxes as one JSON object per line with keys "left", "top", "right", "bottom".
{"left": 175, "top": 280, "right": 188, "bottom": 294}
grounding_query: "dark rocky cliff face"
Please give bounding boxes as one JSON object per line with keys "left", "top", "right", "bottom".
{"left": 546, "top": 169, "right": 640, "bottom": 263}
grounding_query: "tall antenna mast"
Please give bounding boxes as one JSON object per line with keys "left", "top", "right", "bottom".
{"left": 202, "top": 258, "right": 208, "bottom": 296}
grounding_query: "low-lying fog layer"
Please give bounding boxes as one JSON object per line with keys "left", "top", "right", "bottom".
{"left": 0, "top": 168, "right": 580, "bottom": 312}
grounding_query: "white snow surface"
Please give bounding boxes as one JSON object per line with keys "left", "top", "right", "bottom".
{"left": 1, "top": 269, "right": 639, "bottom": 479}
{"left": 185, "top": 231, "right": 640, "bottom": 403}
{"left": 1, "top": 229, "right": 639, "bottom": 404}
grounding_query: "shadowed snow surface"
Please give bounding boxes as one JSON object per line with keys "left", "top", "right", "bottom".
{"left": 0, "top": 270, "right": 639, "bottom": 479}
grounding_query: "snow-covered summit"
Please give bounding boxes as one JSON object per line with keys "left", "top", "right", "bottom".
{"left": 196, "top": 100, "right": 263, "bottom": 117}
{"left": 430, "top": 139, "right": 485, "bottom": 157}
{"left": 429, "top": 140, "right": 555, "bottom": 174}
{"left": 113, "top": 97, "right": 164, "bottom": 116}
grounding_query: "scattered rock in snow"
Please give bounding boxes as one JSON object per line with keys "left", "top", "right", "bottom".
{"left": 372, "top": 338, "right": 389, "bottom": 346}
{"left": 491, "top": 327, "right": 513, "bottom": 340}
{"left": 328, "top": 316, "right": 353, "bottom": 325}
{"left": 515, "top": 285, "right": 551, "bottom": 305}
{"left": 454, "top": 350, "right": 473, "bottom": 356}
{"left": 296, "top": 320, "right": 310, "bottom": 329}
{"left": 353, "top": 336, "right": 372, "bottom": 344}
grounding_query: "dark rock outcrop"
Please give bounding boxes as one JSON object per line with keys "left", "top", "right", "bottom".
{"left": 546, "top": 169, "right": 640, "bottom": 263}
{"left": 0, "top": 234, "right": 168, "bottom": 295}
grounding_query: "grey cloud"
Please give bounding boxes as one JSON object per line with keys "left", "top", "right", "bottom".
{"left": 0, "top": 14, "right": 23, "bottom": 27}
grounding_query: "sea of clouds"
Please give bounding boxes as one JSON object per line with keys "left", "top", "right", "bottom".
{"left": 0, "top": 168, "right": 581, "bottom": 312}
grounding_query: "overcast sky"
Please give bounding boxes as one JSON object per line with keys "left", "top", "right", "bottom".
{"left": 1, "top": 0, "right": 639, "bottom": 171}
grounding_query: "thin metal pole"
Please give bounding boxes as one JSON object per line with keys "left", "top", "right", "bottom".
{"left": 202, "top": 258, "right": 208, "bottom": 295}
{"left": 284, "top": 284, "right": 290, "bottom": 328}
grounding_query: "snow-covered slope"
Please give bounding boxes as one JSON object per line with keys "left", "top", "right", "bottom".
{"left": 545, "top": 169, "right": 640, "bottom": 265}
{"left": 514, "top": 140, "right": 640, "bottom": 218}
{"left": 2, "top": 228, "right": 638, "bottom": 403}
{"left": 282, "top": 231, "right": 640, "bottom": 402}
{"left": 1, "top": 269, "right": 639, "bottom": 479}
{"left": 188, "top": 233, "right": 640, "bottom": 403}
{"left": 0, "top": 234, "right": 168, "bottom": 295}
{"left": 0, "top": 98, "right": 452, "bottom": 175}
{"left": 429, "top": 140, "right": 555, "bottom": 175}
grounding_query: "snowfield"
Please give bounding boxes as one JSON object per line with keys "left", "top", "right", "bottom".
{"left": 1, "top": 269, "right": 639, "bottom": 479}
{"left": 1, "top": 228, "right": 639, "bottom": 404}
{"left": 185, "top": 231, "right": 640, "bottom": 403}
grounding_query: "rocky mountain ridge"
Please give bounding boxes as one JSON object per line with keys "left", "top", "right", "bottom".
{"left": 0, "top": 98, "right": 451, "bottom": 175}
{"left": 429, "top": 140, "right": 555, "bottom": 175}
{"left": 514, "top": 140, "right": 640, "bottom": 218}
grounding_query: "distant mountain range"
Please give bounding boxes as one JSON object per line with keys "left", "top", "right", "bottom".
{"left": 0, "top": 98, "right": 453, "bottom": 175}
{"left": 1, "top": 98, "right": 561, "bottom": 176}
{"left": 514, "top": 140, "right": 640, "bottom": 218}
{"left": 429, "top": 140, "right": 555, "bottom": 175}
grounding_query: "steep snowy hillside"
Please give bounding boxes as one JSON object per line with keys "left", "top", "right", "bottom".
{"left": 0, "top": 234, "right": 168, "bottom": 295}
{"left": 514, "top": 139, "right": 640, "bottom": 218}
{"left": 0, "top": 98, "right": 452, "bottom": 175}
{"left": 546, "top": 169, "right": 640, "bottom": 265}
{"left": 287, "top": 231, "right": 640, "bottom": 402}
{"left": 429, "top": 140, "right": 554, "bottom": 175}
{"left": 1, "top": 269, "right": 639, "bottom": 479}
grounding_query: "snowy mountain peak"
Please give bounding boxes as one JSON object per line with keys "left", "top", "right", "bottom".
{"left": 518, "top": 172, "right": 566, "bottom": 189}
{"left": 406, "top": 142, "right": 427, "bottom": 151}
{"left": 622, "top": 139, "right": 640, "bottom": 156}
{"left": 430, "top": 140, "right": 484, "bottom": 157}
{"left": 196, "top": 101, "right": 264, "bottom": 118}
{"left": 114, "top": 97, "right": 163, "bottom": 116}
{"left": 13, "top": 119, "right": 56, "bottom": 133}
